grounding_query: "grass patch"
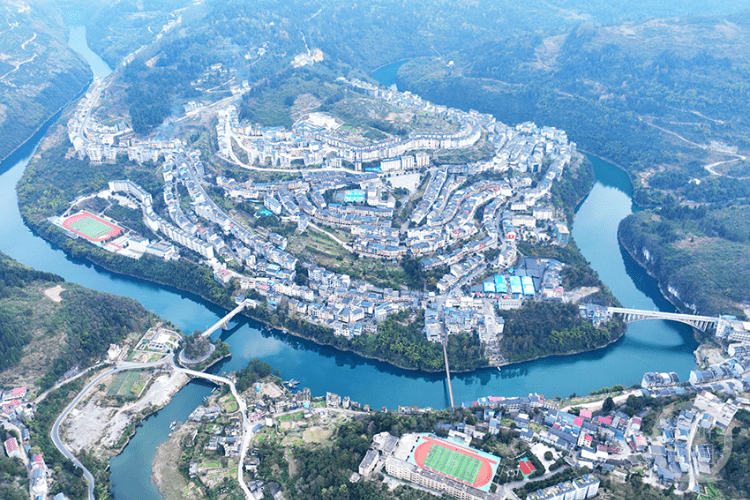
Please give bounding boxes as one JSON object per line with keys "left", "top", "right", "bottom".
{"left": 106, "top": 370, "right": 148, "bottom": 398}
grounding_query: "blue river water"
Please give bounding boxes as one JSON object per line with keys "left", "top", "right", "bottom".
{"left": 0, "top": 43, "right": 698, "bottom": 498}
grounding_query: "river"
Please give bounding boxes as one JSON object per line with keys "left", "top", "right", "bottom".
{"left": 0, "top": 43, "right": 697, "bottom": 499}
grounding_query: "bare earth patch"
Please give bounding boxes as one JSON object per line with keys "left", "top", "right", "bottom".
{"left": 62, "top": 368, "right": 190, "bottom": 458}
{"left": 563, "top": 286, "right": 600, "bottom": 303}
{"left": 152, "top": 422, "right": 200, "bottom": 500}
{"left": 259, "top": 382, "right": 283, "bottom": 398}
{"left": 43, "top": 285, "right": 66, "bottom": 303}
{"left": 303, "top": 426, "right": 332, "bottom": 444}
{"left": 674, "top": 236, "right": 719, "bottom": 250}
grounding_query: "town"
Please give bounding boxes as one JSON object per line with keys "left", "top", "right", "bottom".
{"left": 58, "top": 72, "right": 580, "bottom": 360}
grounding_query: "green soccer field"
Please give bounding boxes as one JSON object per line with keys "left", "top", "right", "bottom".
{"left": 423, "top": 445, "right": 481, "bottom": 484}
{"left": 69, "top": 217, "right": 114, "bottom": 239}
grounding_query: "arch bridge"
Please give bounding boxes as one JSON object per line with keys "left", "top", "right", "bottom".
{"left": 607, "top": 307, "right": 719, "bottom": 332}
{"left": 201, "top": 302, "right": 247, "bottom": 338}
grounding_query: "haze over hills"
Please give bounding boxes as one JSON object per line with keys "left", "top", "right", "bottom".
{"left": 3, "top": 0, "right": 748, "bottom": 164}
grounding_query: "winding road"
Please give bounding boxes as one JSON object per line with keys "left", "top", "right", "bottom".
{"left": 50, "top": 355, "right": 175, "bottom": 500}
{"left": 49, "top": 353, "right": 259, "bottom": 500}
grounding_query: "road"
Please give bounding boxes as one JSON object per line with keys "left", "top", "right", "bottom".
{"left": 179, "top": 367, "right": 253, "bottom": 499}
{"left": 34, "top": 364, "right": 101, "bottom": 405}
{"left": 636, "top": 114, "right": 748, "bottom": 178}
{"left": 496, "top": 465, "right": 569, "bottom": 499}
{"left": 686, "top": 414, "right": 701, "bottom": 492}
{"left": 51, "top": 367, "right": 115, "bottom": 500}
{"left": 49, "top": 355, "right": 174, "bottom": 500}
{"left": 224, "top": 127, "right": 362, "bottom": 174}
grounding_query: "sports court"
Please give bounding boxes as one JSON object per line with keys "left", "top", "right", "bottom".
{"left": 61, "top": 211, "right": 123, "bottom": 242}
{"left": 519, "top": 458, "right": 536, "bottom": 478}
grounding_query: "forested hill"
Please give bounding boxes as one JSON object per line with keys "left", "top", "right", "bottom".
{"left": 0, "top": 252, "right": 155, "bottom": 392}
{"left": 0, "top": 2, "right": 91, "bottom": 164}
{"left": 397, "top": 13, "right": 750, "bottom": 180}
{"left": 62, "top": 0, "right": 750, "bottom": 137}
{"left": 618, "top": 205, "right": 750, "bottom": 316}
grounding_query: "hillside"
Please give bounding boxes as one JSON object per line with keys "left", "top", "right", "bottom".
{"left": 0, "top": 1, "right": 91, "bottom": 163}
{"left": 0, "top": 251, "right": 155, "bottom": 393}
{"left": 397, "top": 14, "right": 750, "bottom": 181}
{"left": 618, "top": 205, "right": 750, "bottom": 316}
{"left": 393, "top": 12, "right": 750, "bottom": 318}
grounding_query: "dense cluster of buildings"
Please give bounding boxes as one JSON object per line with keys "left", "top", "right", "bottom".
{"left": 216, "top": 76, "right": 484, "bottom": 170}
{"left": 527, "top": 475, "right": 600, "bottom": 500}
{"left": 1, "top": 386, "right": 53, "bottom": 500}
{"left": 455, "top": 383, "right": 747, "bottom": 494}
{"left": 64, "top": 70, "right": 587, "bottom": 355}
{"left": 688, "top": 352, "right": 750, "bottom": 394}
{"left": 212, "top": 79, "right": 573, "bottom": 272}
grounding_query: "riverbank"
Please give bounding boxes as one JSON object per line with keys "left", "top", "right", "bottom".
{"left": 616, "top": 229, "right": 704, "bottom": 325}
{"left": 0, "top": 75, "right": 91, "bottom": 167}
{"left": 151, "top": 422, "right": 199, "bottom": 500}
{"left": 494, "top": 324, "right": 625, "bottom": 370}
{"left": 61, "top": 367, "right": 190, "bottom": 460}
{"left": 17, "top": 151, "right": 629, "bottom": 378}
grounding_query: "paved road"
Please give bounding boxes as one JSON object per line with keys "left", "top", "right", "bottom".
{"left": 49, "top": 356, "right": 174, "bottom": 500}
{"left": 308, "top": 222, "right": 353, "bottom": 252}
{"left": 179, "top": 367, "right": 253, "bottom": 499}
{"left": 50, "top": 367, "right": 114, "bottom": 500}
{"left": 50, "top": 354, "right": 262, "bottom": 499}
{"left": 687, "top": 415, "right": 701, "bottom": 492}
{"left": 35, "top": 364, "right": 101, "bottom": 405}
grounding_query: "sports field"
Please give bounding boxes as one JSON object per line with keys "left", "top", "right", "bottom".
{"left": 423, "top": 444, "right": 482, "bottom": 485}
{"left": 410, "top": 434, "right": 500, "bottom": 491}
{"left": 61, "top": 211, "right": 123, "bottom": 242}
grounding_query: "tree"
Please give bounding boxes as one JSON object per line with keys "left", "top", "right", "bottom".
{"left": 544, "top": 451, "right": 553, "bottom": 461}
{"left": 184, "top": 333, "right": 211, "bottom": 360}
{"left": 602, "top": 396, "right": 615, "bottom": 413}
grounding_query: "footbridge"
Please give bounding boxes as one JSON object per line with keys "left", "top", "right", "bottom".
{"left": 201, "top": 302, "right": 247, "bottom": 338}
{"left": 607, "top": 307, "right": 719, "bottom": 331}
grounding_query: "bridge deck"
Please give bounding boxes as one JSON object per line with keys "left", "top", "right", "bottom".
{"left": 607, "top": 307, "right": 718, "bottom": 323}
{"left": 202, "top": 303, "right": 247, "bottom": 338}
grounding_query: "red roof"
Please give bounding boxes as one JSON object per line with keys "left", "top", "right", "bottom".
{"left": 11, "top": 387, "right": 25, "bottom": 396}
{"left": 584, "top": 434, "right": 593, "bottom": 442}
{"left": 598, "top": 416, "right": 612, "bottom": 425}
{"left": 4, "top": 438, "right": 18, "bottom": 452}
{"left": 580, "top": 409, "right": 592, "bottom": 419}
{"left": 573, "top": 416, "right": 584, "bottom": 427}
